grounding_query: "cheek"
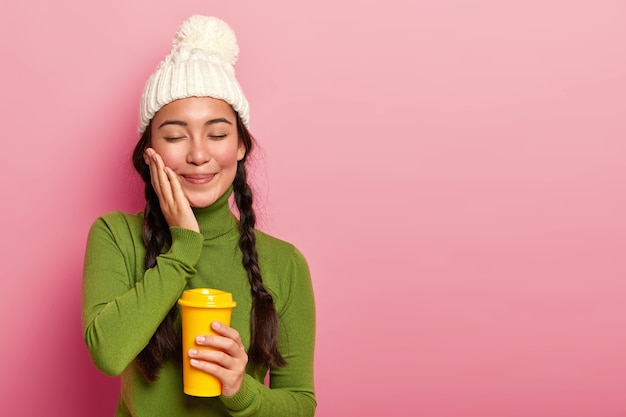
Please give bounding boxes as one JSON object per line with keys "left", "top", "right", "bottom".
{"left": 214, "top": 144, "right": 242, "bottom": 168}
{"left": 152, "top": 145, "right": 184, "bottom": 169}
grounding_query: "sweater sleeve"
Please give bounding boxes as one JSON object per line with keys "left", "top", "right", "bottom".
{"left": 82, "top": 214, "right": 204, "bottom": 376}
{"left": 220, "top": 247, "right": 317, "bottom": 416}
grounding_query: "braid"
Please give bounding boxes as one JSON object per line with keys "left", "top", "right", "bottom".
{"left": 132, "top": 128, "right": 181, "bottom": 382}
{"left": 141, "top": 185, "right": 168, "bottom": 269}
{"left": 233, "top": 160, "right": 286, "bottom": 371}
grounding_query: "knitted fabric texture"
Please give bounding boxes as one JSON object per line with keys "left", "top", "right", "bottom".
{"left": 138, "top": 15, "right": 250, "bottom": 134}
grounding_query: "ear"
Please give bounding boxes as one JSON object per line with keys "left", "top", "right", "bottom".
{"left": 236, "top": 141, "right": 246, "bottom": 161}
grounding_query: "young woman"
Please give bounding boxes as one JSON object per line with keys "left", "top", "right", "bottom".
{"left": 82, "top": 15, "right": 316, "bottom": 416}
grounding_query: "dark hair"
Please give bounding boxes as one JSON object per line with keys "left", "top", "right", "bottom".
{"left": 131, "top": 112, "right": 286, "bottom": 381}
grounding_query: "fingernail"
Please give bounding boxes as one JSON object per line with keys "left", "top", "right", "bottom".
{"left": 196, "top": 336, "right": 205, "bottom": 343}
{"left": 211, "top": 321, "right": 220, "bottom": 330}
{"left": 190, "top": 359, "right": 199, "bottom": 366}
{"left": 188, "top": 349, "right": 198, "bottom": 356}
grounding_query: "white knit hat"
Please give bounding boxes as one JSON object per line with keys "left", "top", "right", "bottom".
{"left": 138, "top": 15, "right": 249, "bottom": 134}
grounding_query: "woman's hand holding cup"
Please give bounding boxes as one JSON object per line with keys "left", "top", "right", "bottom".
{"left": 188, "top": 321, "right": 248, "bottom": 397}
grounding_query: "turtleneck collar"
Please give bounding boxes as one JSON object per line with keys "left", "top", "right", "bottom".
{"left": 191, "top": 186, "right": 239, "bottom": 240}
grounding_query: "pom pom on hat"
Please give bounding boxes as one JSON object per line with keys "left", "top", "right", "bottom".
{"left": 174, "top": 15, "right": 239, "bottom": 66}
{"left": 138, "top": 15, "right": 249, "bottom": 134}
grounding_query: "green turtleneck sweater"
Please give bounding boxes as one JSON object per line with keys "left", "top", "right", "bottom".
{"left": 82, "top": 189, "right": 316, "bottom": 416}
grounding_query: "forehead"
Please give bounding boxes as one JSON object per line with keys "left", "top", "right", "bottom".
{"left": 154, "top": 97, "right": 236, "bottom": 123}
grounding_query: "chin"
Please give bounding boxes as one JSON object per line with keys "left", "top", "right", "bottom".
{"left": 189, "top": 199, "right": 217, "bottom": 208}
{"left": 186, "top": 190, "right": 224, "bottom": 208}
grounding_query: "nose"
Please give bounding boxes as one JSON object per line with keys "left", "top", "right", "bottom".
{"left": 186, "top": 137, "right": 211, "bottom": 165}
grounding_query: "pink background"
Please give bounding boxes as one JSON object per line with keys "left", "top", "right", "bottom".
{"left": 1, "top": 1, "right": 625, "bottom": 416}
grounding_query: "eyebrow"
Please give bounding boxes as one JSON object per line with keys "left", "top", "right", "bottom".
{"left": 158, "top": 118, "right": 233, "bottom": 129}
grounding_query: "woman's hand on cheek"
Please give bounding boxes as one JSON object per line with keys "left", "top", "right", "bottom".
{"left": 188, "top": 321, "right": 248, "bottom": 396}
{"left": 144, "top": 148, "right": 199, "bottom": 233}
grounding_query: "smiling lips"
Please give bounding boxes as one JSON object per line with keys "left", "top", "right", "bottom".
{"left": 181, "top": 174, "right": 216, "bottom": 185}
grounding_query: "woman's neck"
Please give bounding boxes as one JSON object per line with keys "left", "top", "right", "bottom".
{"left": 191, "top": 187, "right": 239, "bottom": 239}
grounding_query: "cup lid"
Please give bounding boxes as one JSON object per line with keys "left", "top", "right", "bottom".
{"left": 177, "top": 288, "right": 237, "bottom": 308}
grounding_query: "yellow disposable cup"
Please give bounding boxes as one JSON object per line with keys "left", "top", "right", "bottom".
{"left": 178, "top": 288, "right": 237, "bottom": 397}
